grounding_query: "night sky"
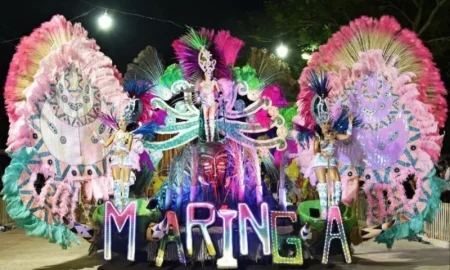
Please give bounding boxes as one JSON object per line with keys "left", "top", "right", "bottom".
{"left": 0, "top": 0, "right": 265, "bottom": 149}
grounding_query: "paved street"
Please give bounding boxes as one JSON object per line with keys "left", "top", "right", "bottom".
{"left": 0, "top": 229, "right": 449, "bottom": 270}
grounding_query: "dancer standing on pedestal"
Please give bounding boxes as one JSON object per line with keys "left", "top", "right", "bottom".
{"left": 295, "top": 71, "right": 355, "bottom": 219}
{"left": 313, "top": 112, "right": 353, "bottom": 219}
{"left": 198, "top": 47, "right": 221, "bottom": 142}
{"left": 95, "top": 100, "right": 159, "bottom": 211}
{"left": 97, "top": 113, "right": 134, "bottom": 211}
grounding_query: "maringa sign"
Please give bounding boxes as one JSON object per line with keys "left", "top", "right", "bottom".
{"left": 104, "top": 201, "right": 350, "bottom": 268}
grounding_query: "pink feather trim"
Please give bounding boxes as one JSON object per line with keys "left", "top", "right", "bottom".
{"left": 4, "top": 15, "right": 89, "bottom": 121}
{"left": 261, "top": 85, "right": 289, "bottom": 108}
{"left": 214, "top": 30, "right": 244, "bottom": 67}
{"left": 307, "top": 15, "right": 447, "bottom": 128}
{"left": 254, "top": 109, "right": 271, "bottom": 128}
{"left": 296, "top": 67, "right": 318, "bottom": 131}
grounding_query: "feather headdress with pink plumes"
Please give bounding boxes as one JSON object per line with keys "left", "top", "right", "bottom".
{"left": 172, "top": 28, "right": 244, "bottom": 81}
{"left": 308, "top": 15, "right": 447, "bottom": 128}
{"left": 5, "top": 15, "right": 89, "bottom": 122}
{"left": 2, "top": 15, "right": 129, "bottom": 248}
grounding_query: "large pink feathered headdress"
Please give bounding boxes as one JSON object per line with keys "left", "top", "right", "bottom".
{"left": 172, "top": 28, "right": 244, "bottom": 80}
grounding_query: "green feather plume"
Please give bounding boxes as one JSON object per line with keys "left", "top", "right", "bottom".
{"left": 233, "top": 64, "right": 264, "bottom": 90}
{"left": 375, "top": 169, "right": 445, "bottom": 248}
{"left": 1, "top": 147, "right": 78, "bottom": 249}
{"left": 159, "top": 64, "right": 184, "bottom": 88}
{"left": 278, "top": 104, "right": 298, "bottom": 130}
{"left": 182, "top": 27, "right": 209, "bottom": 50}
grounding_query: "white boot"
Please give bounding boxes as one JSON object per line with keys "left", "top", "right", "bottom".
{"left": 113, "top": 180, "right": 122, "bottom": 211}
{"left": 333, "top": 181, "right": 342, "bottom": 206}
{"left": 123, "top": 182, "right": 130, "bottom": 207}
{"left": 317, "top": 183, "right": 328, "bottom": 219}
{"left": 209, "top": 119, "right": 216, "bottom": 141}
{"left": 204, "top": 120, "right": 210, "bottom": 142}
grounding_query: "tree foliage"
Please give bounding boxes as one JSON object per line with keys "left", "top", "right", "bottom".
{"left": 237, "top": 0, "right": 450, "bottom": 95}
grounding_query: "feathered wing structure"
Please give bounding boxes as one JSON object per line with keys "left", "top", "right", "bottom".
{"left": 295, "top": 16, "right": 447, "bottom": 247}
{"left": 125, "top": 46, "right": 165, "bottom": 83}
{"left": 214, "top": 30, "right": 244, "bottom": 67}
{"left": 2, "top": 15, "right": 129, "bottom": 248}
{"left": 4, "top": 15, "right": 89, "bottom": 122}
{"left": 129, "top": 30, "right": 288, "bottom": 153}
{"left": 308, "top": 15, "right": 447, "bottom": 128}
{"left": 124, "top": 46, "right": 169, "bottom": 126}
{"left": 247, "top": 47, "right": 295, "bottom": 91}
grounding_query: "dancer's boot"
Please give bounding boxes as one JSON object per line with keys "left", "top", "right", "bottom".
{"left": 113, "top": 180, "right": 122, "bottom": 211}
{"left": 333, "top": 181, "right": 342, "bottom": 206}
{"left": 317, "top": 183, "right": 328, "bottom": 219}
{"left": 123, "top": 182, "right": 130, "bottom": 207}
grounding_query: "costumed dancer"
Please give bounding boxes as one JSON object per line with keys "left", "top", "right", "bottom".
{"left": 97, "top": 112, "right": 133, "bottom": 211}
{"left": 297, "top": 71, "right": 354, "bottom": 219}
{"left": 95, "top": 100, "right": 159, "bottom": 211}
{"left": 198, "top": 47, "right": 221, "bottom": 142}
{"left": 296, "top": 15, "right": 447, "bottom": 246}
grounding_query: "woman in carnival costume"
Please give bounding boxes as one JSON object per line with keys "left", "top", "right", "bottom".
{"left": 95, "top": 99, "right": 159, "bottom": 211}
{"left": 96, "top": 112, "right": 133, "bottom": 210}
{"left": 197, "top": 47, "right": 221, "bottom": 142}
{"left": 296, "top": 15, "right": 447, "bottom": 248}
{"left": 296, "top": 71, "right": 355, "bottom": 219}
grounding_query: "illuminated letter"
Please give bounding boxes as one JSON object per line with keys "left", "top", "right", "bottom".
{"left": 270, "top": 211, "right": 303, "bottom": 265}
{"left": 186, "top": 202, "right": 216, "bottom": 257}
{"left": 217, "top": 209, "right": 238, "bottom": 268}
{"left": 156, "top": 211, "right": 186, "bottom": 267}
{"left": 104, "top": 201, "right": 137, "bottom": 261}
{"left": 238, "top": 202, "right": 271, "bottom": 256}
{"left": 322, "top": 206, "right": 352, "bottom": 264}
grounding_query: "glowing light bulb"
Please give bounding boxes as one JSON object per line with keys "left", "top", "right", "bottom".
{"left": 98, "top": 11, "right": 113, "bottom": 30}
{"left": 276, "top": 43, "right": 289, "bottom": 58}
{"left": 301, "top": 53, "right": 312, "bottom": 60}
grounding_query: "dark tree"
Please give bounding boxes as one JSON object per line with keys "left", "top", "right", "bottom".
{"left": 238, "top": 0, "right": 450, "bottom": 86}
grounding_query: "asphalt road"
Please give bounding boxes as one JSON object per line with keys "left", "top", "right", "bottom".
{"left": 0, "top": 229, "right": 449, "bottom": 270}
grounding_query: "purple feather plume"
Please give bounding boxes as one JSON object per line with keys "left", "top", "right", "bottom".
{"left": 139, "top": 151, "right": 155, "bottom": 172}
{"left": 172, "top": 28, "right": 235, "bottom": 80}
{"left": 97, "top": 112, "right": 119, "bottom": 130}
{"left": 274, "top": 139, "right": 298, "bottom": 166}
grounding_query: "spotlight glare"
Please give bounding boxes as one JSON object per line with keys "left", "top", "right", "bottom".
{"left": 98, "top": 11, "right": 113, "bottom": 30}
{"left": 276, "top": 44, "right": 289, "bottom": 59}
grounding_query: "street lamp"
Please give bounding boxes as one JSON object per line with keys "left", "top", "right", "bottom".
{"left": 98, "top": 11, "right": 113, "bottom": 30}
{"left": 276, "top": 43, "right": 289, "bottom": 59}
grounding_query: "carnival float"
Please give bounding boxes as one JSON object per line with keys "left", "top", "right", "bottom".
{"left": 1, "top": 14, "right": 447, "bottom": 268}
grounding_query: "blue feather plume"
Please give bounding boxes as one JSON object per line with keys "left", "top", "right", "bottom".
{"left": 293, "top": 123, "right": 315, "bottom": 148}
{"left": 123, "top": 79, "right": 154, "bottom": 98}
{"left": 132, "top": 122, "right": 159, "bottom": 140}
{"left": 309, "top": 70, "right": 330, "bottom": 99}
{"left": 333, "top": 108, "right": 362, "bottom": 133}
